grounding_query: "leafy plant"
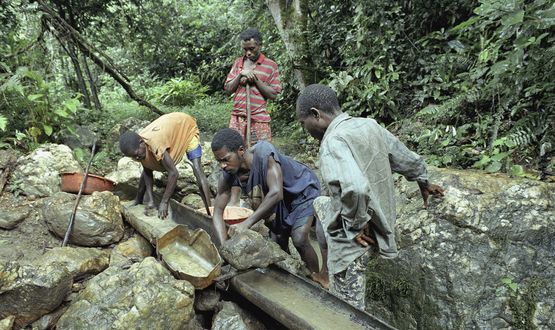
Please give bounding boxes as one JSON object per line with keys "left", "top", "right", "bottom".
{"left": 151, "top": 77, "right": 208, "bottom": 107}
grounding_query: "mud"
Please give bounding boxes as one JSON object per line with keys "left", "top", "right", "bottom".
{"left": 159, "top": 241, "right": 215, "bottom": 277}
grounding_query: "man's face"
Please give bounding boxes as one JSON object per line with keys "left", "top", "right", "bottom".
{"left": 297, "top": 108, "right": 326, "bottom": 141}
{"left": 127, "top": 141, "right": 147, "bottom": 161}
{"left": 241, "top": 39, "right": 260, "bottom": 62}
{"left": 213, "top": 146, "right": 243, "bottom": 175}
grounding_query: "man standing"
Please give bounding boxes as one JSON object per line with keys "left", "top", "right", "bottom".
{"left": 224, "top": 28, "right": 281, "bottom": 144}
{"left": 295, "top": 84, "right": 444, "bottom": 309}
{"left": 210, "top": 128, "right": 321, "bottom": 275}
{"left": 119, "top": 112, "right": 212, "bottom": 219}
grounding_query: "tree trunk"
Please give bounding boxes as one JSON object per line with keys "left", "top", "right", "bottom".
{"left": 81, "top": 51, "right": 102, "bottom": 111}
{"left": 67, "top": 42, "right": 92, "bottom": 109}
{"left": 38, "top": 0, "right": 163, "bottom": 116}
{"left": 265, "top": 0, "right": 313, "bottom": 90}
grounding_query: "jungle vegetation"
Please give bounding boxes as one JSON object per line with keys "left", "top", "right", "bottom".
{"left": 1, "top": 0, "right": 554, "bottom": 177}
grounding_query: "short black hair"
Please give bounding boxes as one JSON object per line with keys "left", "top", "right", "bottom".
{"left": 240, "top": 28, "right": 262, "bottom": 44}
{"left": 296, "top": 84, "right": 341, "bottom": 117}
{"left": 119, "top": 131, "right": 142, "bottom": 156}
{"left": 211, "top": 128, "right": 244, "bottom": 152}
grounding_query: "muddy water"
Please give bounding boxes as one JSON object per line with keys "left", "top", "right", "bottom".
{"left": 235, "top": 269, "right": 380, "bottom": 329}
{"left": 159, "top": 241, "right": 215, "bottom": 277}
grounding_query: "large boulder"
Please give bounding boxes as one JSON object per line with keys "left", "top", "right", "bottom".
{"left": 42, "top": 191, "right": 124, "bottom": 246}
{"left": 34, "top": 247, "right": 110, "bottom": 279}
{"left": 9, "top": 144, "right": 81, "bottom": 197}
{"left": 0, "top": 207, "right": 29, "bottom": 230}
{"left": 220, "top": 230, "right": 287, "bottom": 270}
{"left": 57, "top": 257, "right": 195, "bottom": 329}
{"left": 62, "top": 125, "right": 98, "bottom": 150}
{"left": 109, "top": 234, "right": 153, "bottom": 267}
{"left": 364, "top": 167, "right": 555, "bottom": 329}
{"left": 0, "top": 261, "right": 72, "bottom": 328}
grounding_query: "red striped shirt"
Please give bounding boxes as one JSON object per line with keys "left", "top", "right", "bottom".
{"left": 224, "top": 53, "right": 281, "bottom": 122}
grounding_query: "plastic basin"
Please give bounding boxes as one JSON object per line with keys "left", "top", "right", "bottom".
{"left": 60, "top": 172, "right": 115, "bottom": 195}
{"left": 197, "top": 206, "right": 253, "bottom": 225}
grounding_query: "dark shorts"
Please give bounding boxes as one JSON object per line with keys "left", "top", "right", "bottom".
{"left": 271, "top": 197, "right": 314, "bottom": 235}
{"left": 186, "top": 144, "right": 202, "bottom": 160}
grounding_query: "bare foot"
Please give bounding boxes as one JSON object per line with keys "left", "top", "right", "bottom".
{"left": 310, "top": 271, "right": 329, "bottom": 289}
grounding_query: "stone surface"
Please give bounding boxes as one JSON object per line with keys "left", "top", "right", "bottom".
{"left": 194, "top": 288, "right": 221, "bottom": 312}
{"left": 42, "top": 191, "right": 124, "bottom": 246}
{"left": 0, "top": 316, "right": 15, "bottom": 330}
{"left": 30, "top": 305, "right": 68, "bottom": 330}
{"left": 9, "top": 144, "right": 81, "bottom": 197}
{"left": 105, "top": 157, "right": 160, "bottom": 186}
{"left": 0, "top": 261, "right": 72, "bottom": 328}
{"left": 181, "top": 193, "right": 205, "bottom": 210}
{"left": 220, "top": 230, "right": 286, "bottom": 271}
{"left": 34, "top": 247, "right": 110, "bottom": 279}
{"left": 63, "top": 125, "right": 98, "bottom": 150}
{"left": 109, "top": 234, "right": 153, "bottom": 267}
{"left": 0, "top": 207, "right": 29, "bottom": 230}
{"left": 211, "top": 301, "right": 266, "bottom": 330}
{"left": 211, "top": 301, "right": 248, "bottom": 330}
{"left": 364, "top": 167, "right": 555, "bottom": 330}
{"left": 57, "top": 257, "right": 195, "bottom": 329}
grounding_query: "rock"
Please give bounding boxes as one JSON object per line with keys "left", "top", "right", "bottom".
{"left": 42, "top": 191, "right": 124, "bottom": 246}
{"left": 181, "top": 193, "right": 204, "bottom": 210}
{"left": 109, "top": 234, "right": 153, "bottom": 267}
{"left": 207, "top": 168, "right": 222, "bottom": 198}
{"left": 9, "top": 144, "right": 81, "bottom": 197}
{"left": 57, "top": 257, "right": 195, "bottom": 329}
{"left": 0, "top": 207, "right": 29, "bottom": 229}
{"left": 194, "top": 289, "right": 221, "bottom": 312}
{"left": 30, "top": 305, "right": 68, "bottom": 330}
{"left": 275, "top": 255, "right": 310, "bottom": 277}
{"left": 63, "top": 125, "right": 98, "bottom": 150}
{"left": 0, "top": 316, "right": 15, "bottom": 330}
{"left": 0, "top": 261, "right": 72, "bottom": 328}
{"left": 220, "top": 230, "right": 286, "bottom": 270}
{"left": 34, "top": 247, "right": 110, "bottom": 279}
{"left": 175, "top": 159, "right": 198, "bottom": 195}
{"left": 0, "top": 149, "right": 19, "bottom": 193}
{"left": 211, "top": 302, "right": 248, "bottom": 330}
{"left": 106, "top": 157, "right": 162, "bottom": 186}
{"left": 364, "top": 168, "right": 555, "bottom": 329}
{"left": 211, "top": 301, "right": 266, "bottom": 330}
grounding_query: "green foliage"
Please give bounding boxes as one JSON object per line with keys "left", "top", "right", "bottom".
{"left": 151, "top": 77, "right": 208, "bottom": 107}
{"left": 174, "top": 95, "right": 231, "bottom": 135}
{"left": 395, "top": 0, "right": 555, "bottom": 174}
{"left": 1, "top": 65, "right": 80, "bottom": 148}
{"left": 500, "top": 277, "right": 542, "bottom": 330}
{"left": 0, "top": 115, "right": 7, "bottom": 131}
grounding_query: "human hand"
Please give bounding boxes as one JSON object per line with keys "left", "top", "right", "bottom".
{"left": 354, "top": 224, "right": 376, "bottom": 247}
{"left": 158, "top": 201, "right": 169, "bottom": 219}
{"left": 418, "top": 181, "right": 445, "bottom": 208}
{"left": 240, "top": 69, "right": 257, "bottom": 83}
{"left": 227, "top": 222, "right": 249, "bottom": 237}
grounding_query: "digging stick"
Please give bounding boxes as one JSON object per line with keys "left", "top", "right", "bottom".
{"left": 62, "top": 140, "right": 97, "bottom": 247}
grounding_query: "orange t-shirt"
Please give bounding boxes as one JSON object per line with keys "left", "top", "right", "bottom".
{"left": 139, "top": 113, "right": 199, "bottom": 171}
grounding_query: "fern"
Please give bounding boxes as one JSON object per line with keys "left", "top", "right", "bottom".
{"left": 416, "top": 88, "right": 480, "bottom": 121}
{"left": 504, "top": 111, "right": 553, "bottom": 148}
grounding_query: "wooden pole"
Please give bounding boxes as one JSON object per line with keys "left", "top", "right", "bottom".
{"left": 246, "top": 84, "right": 252, "bottom": 147}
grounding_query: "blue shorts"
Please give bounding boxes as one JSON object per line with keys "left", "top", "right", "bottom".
{"left": 186, "top": 144, "right": 202, "bottom": 160}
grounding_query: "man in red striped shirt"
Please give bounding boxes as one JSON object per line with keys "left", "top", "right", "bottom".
{"left": 224, "top": 28, "right": 282, "bottom": 144}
